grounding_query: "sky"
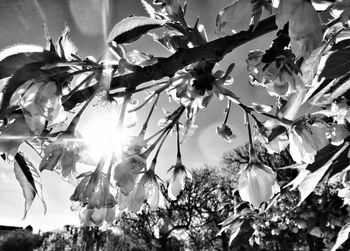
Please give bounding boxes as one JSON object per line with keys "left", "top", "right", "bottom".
{"left": 0, "top": 0, "right": 275, "bottom": 232}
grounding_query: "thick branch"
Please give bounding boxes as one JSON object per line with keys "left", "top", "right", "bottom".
{"left": 110, "top": 15, "right": 277, "bottom": 90}
{"left": 64, "top": 16, "right": 277, "bottom": 110}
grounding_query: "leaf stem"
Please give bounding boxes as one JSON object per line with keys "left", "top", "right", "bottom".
{"left": 223, "top": 100, "right": 231, "bottom": 124}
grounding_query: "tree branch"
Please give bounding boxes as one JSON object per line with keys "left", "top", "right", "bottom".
{"left": 63, "top": 16, "right": 277, "bottom": 110}
{"left": 110, "top": 15, "right": 277, "bottom": 91}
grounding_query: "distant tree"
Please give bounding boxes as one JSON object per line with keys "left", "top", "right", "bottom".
{"left": 0, "top": 229, "right": 43, "bottom": 251}
{"left": 221, "top": 143, "right": 350, "bottom": 250}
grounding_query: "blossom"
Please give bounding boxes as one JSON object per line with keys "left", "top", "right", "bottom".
{"left": 128, "top": 168, "right": 163, "bottom": 212}
{"left": 276, "top": 0, "right": 322, "bottom": 58}
{"left": 114, "top": 154, "right": 146, "bottom": 195}
{"left": 254, "top": 119, "right": 289, "bottom": 154}
{"left": 40, "top": 132, "right": 83, "bottom": 182}
{"left": 246, "top": 50, "right": 302, "bottom": 97}
{"left": 153, "top": 0, "right": 181, "bottom": 19}
{"left": 20, "top": 80, "right": 66, "bottom": 135}
{"left": 289, "top": 122, "right": 329, "bottom": 164}
{"left": 78, "top": 194, "right": 116, "bottom": 226}
{"left": 329, "top": 124, "right": 350, "bottom": 146}
{"left": 167, "top": 158, "right": 192, "bottom": 200}
{"left": 70, "top": 166, "right": 112, "bottom": 209}
{"left": 238, "top": 162, "right": 279, "bottom": 208}
{"left": 216, "top": 123, "right": 236, "bottom": 142}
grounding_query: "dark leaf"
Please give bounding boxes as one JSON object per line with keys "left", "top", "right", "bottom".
{"left": 107, "top": 16, "right": 167, "bottom": 44}
{"left": 320, "top": 48, "right": 350, "bottom": 79}
{"left": 306, "top": 143, "right": 343, "bottom": 172}
{"left": 305, "top": 78, "right": 333, "bottom": 102}
{"left": 0, "top": 45, "right": 59, "bottom": 79}
{"left": 268, "top": 125, "right": 287, "bottom": 142}
{"left": 0, "top": 63, "right": 51, "bottom": 118}
{"left": 331, "top": 39, "right": 350, "bottom": 51}
{"left": 328, "top": 144, "right": 350, "bottom": 178}
{"left": 14, "top": 152, "right": 46, "bottom": 219}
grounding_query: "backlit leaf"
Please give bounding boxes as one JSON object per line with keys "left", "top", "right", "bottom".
{"left": 107, "top": 16, "right": 167, "bottom": 44}
{"left": 216, "top": 0, "right": 253, "bottom": 35}
{"left": 0, "top": 44, "right": 58, "bottom": 79}
{"left": 331, "top": 222, "right": 350, "bottom": 251}
{"left": 14, "top": 152, "right": 46, "bottom": 219}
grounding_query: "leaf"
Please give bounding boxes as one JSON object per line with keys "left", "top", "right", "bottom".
{"left": 107, "top": 16, "right": 167, "bottom": 44}
{"left": 331, "top": 39, "right": 350, "bottom": 51}
{"left": 0, "top": 44, "right": 58, "bottom": 79}
{"left": 267, "top": 125, "right": 287, "bottom": 142}
{"left": 250, "top": 103, "right": 273, "bottom": 113}
{"left": 319, "top": 48, "right": 350, "bottom": 79}
{"left": 56, "top": 25, "right": 78, "bottom": 61}
{"left": 0, "top": 51, "right": 63, "bottom": 118}
{"left": 140, "top": 0, "right": 158, "bottom": 19}
{"left": 215, "top": 0, "right": 253, "bottom": 35}
{"left": 229, "top": 220, "right": 243, "bottom": 246}
{"left": 306, "top": 143, "right": 345, "bottom": 172}
{"left": 331, "top": 222, "right": 350, "bottom": 251}
{"left": 294, "top": 142, "right": 350, "bottom": 205}
{"left": 39, "top": 140, "right": 62, "bottom": 172}
{"left": 297, "top": 161, "right": 332, "bottom": 206}
{"left": 14, "top": 152, "right": 46, "bottom": 219}
{"left": 0, "top": 63, "right": 50, "bottom": 118}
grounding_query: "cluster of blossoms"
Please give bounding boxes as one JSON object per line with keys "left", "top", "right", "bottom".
{"left": 0, "top": 0, "right": 350, "bottom": 249}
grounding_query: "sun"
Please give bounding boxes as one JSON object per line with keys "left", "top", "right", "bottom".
{"left": 78, "top": 108, "right": 124, "bottom": 160}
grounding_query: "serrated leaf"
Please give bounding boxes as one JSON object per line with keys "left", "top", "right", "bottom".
{"left": 320, "top": 48, "right": 350, "bottom": 79}
{"left": 331, "top": 222, "right": 350, "bottom": 251}
{"left": 0, "top": 44, "right": 58, "bottom": 79}
{"left": 107, "top": 16, "right": 167, "bottom": 44}
{"left": 14, "top": 152, "right": 46, "bottom": 219}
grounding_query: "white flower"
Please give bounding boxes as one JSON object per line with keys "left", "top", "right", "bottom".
{"left": 238, "top": 162, "right": 279, "bottom": 208}
{"left": 20, "top": 80, "right": 66, "bottom": 135}
{"left": 79, "top": 203, "right": 116, "bottom": 226}
{"left": 167, "top": 159, "right": 192, "bottom": 200}
{"left": 128, "top": 168, "right": 163, "bottom": 212}
{"left": 216, "top": 123, "right": 236, "bottom": 142}
{"left": 329, "top": 124, "right": 350, "bottom": 146}
{"left": 289, "top": 122, "right": 328, "bottom": 164}
{"left": 40, "top": 132, "right": 82, "bottom": 182}
{"left": 114, "top": 154, "right": 146, "bottom": 195}
{"left": 276, "top": 0, "right": 322, "bottom": 58}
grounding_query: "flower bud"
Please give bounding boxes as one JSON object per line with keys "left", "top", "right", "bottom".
{"left": 238, "top": 162, "right": 279, "bottom": 208}
{"left": 168, "top": 160, "right": 192, "bottom": 200}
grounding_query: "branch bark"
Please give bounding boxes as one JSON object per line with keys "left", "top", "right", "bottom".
{"left": 110, "top": 15, "right": 277, "bottom": 91}
{"left": 64, "top": 16, "right": 277, "bottom": 110}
